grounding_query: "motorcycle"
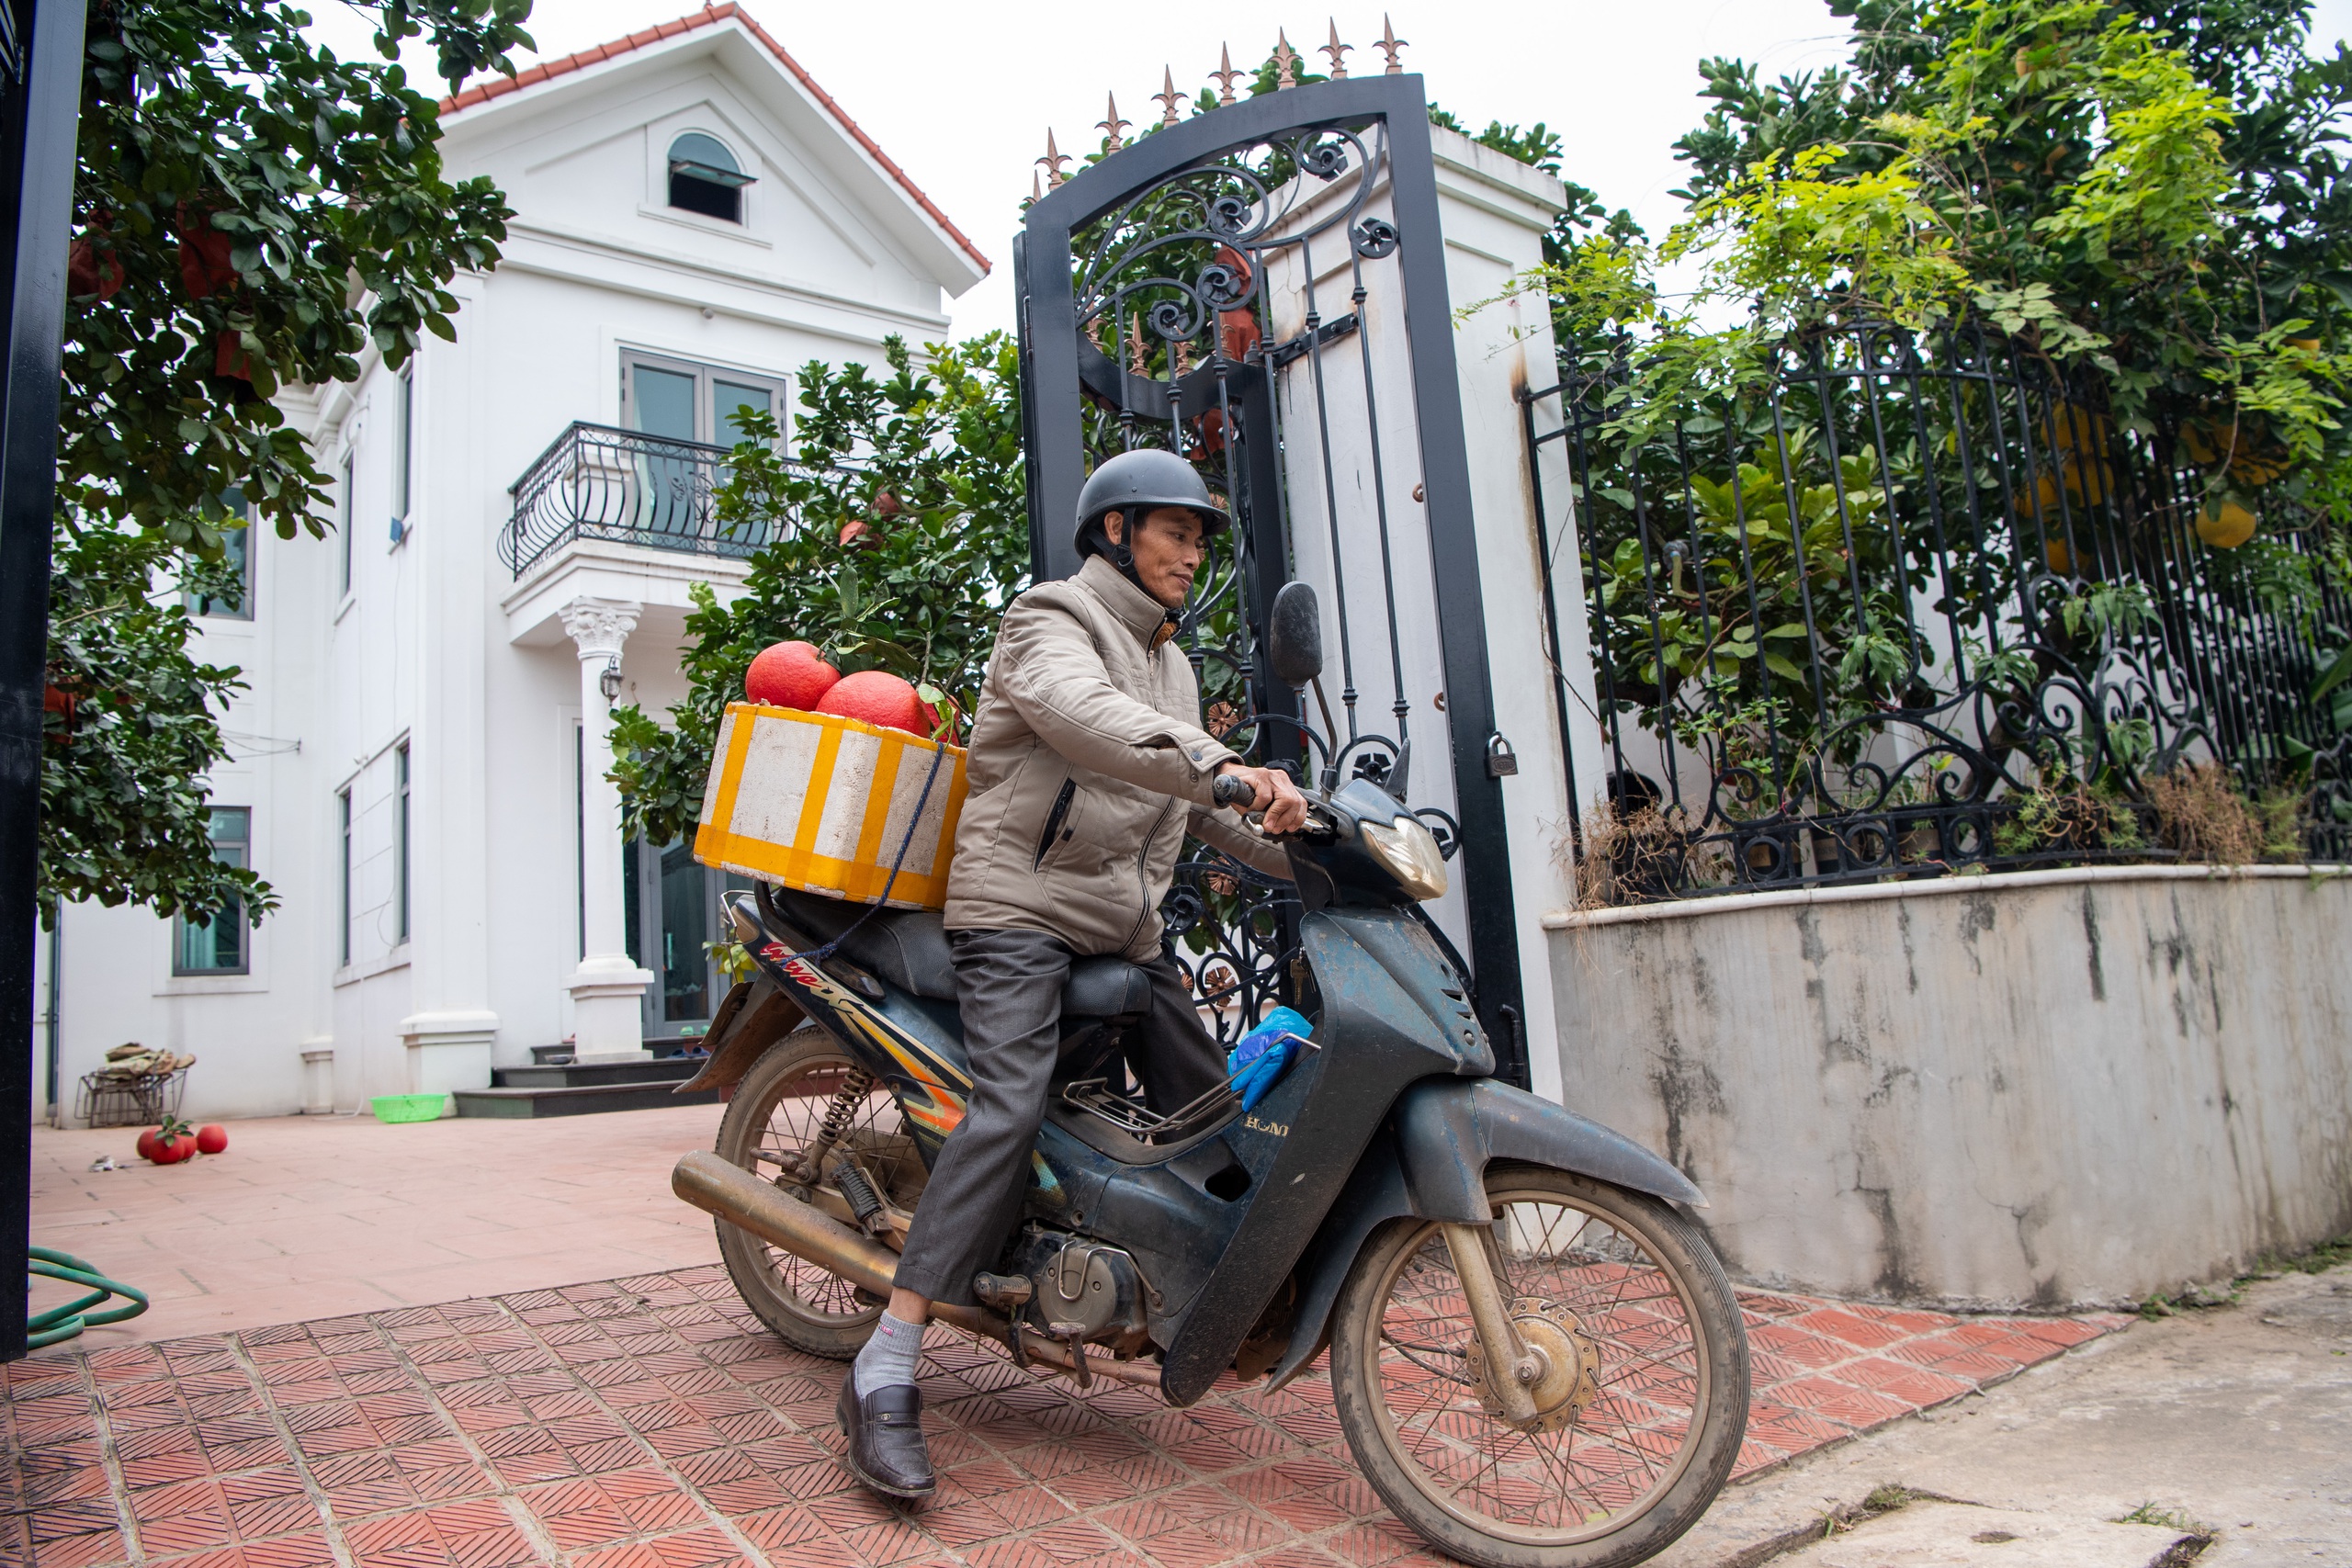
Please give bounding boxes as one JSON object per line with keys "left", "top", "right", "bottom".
{"left": 670, "top": 584, "right": 1748, "bottom": 1568}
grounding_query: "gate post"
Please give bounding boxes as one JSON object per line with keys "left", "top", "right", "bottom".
{"left": 1427, "top": 128, "right": 1606, "bottom": 1104}
{"left": 1257, "top": 124, "right": 1597, "bottom": 1101}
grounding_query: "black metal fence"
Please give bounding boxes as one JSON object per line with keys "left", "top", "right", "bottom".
{"left": 1526, "top": 317, "right": 2352, "bottom": 903}
{"left": 500, "top": 421, "right": 777, "bottom": 578}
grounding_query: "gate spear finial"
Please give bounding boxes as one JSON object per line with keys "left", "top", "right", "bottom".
{"left": 1212, "top": 44, "right": 1241, "bottom": 106}
{"left": 1273, "top": 30, "right": 1299, "bottom": 89}
{"left": 1098, "top": 94, "right": 1131, "bottom": 152}
{"left": 1376, "top": 15, "right": 1408, "bottom": 74}
{"left": 1154, "top": 66, "right": 1183, "bottom": 127}
{"left": 1037, "top": 129, "right": 1070, "bottom": 188}
{"left": 1322, "top": 21, "right": 1351, "bottom": 79}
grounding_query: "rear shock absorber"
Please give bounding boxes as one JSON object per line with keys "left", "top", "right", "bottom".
{"left": 780, "top": 1066, "right": 874, "bottom": 1184}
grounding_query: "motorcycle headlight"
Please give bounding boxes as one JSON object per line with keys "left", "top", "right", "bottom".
{"left": 1359, "top": 814, "right": 1449, "bottom": 901}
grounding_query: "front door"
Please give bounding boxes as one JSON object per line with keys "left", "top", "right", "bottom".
{"left": 624, "top": 837, "right": 745, "bottom": 1042}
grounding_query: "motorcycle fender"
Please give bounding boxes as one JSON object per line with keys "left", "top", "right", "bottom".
{"left": 673, "top": 976, "right": 805, "bottom": 1095}
{"left": 1394, "top": 1077, "right": 1705, "bottom": 1222}
{"left": 1261, "top": 1079, "right": 1704, "bottom": 1392}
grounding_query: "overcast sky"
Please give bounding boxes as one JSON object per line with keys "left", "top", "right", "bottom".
{"left": 308, "top": 0, "right": 2352, "bottom": 339}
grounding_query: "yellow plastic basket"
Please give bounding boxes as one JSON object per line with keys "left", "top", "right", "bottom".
{"left": 693, "top": 703, "right": 968, "bottom": 910}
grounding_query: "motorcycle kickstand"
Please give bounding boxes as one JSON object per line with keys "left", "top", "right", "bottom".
{"left": 1046, "top": 1323, "right": 1093, "bottom": 1390}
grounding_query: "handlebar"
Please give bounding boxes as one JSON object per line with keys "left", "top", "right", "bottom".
{"left": 1212, "top": 768, "right": 1336, "bottom": 841}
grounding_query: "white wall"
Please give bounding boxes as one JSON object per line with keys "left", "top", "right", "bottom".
{"left": 1544, "top": 865, "right": 2352, "bottom": 1308}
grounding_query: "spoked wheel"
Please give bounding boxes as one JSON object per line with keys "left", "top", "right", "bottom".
{"left": 713, "top": 1025, "right": 928, "bottom": 1359}
{"left": 1329, "top": 1163, "right": 1748, "bottom": 1568}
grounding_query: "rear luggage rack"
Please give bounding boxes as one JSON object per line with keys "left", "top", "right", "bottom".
{"left": 1060, "top": 1077, "right": 1241, "bottom": 1145}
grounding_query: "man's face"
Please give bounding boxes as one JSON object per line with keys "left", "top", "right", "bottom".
{"left": 1104, "top": 505, "right": 1207, "bottom": 609}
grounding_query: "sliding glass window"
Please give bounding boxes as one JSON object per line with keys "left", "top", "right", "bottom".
{"left": 173, "top": 809, "right": 251, "bottom": 975}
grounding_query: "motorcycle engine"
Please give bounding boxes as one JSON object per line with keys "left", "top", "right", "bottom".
{"left": 1013, "top": 1231, "right": 1153, "bottom": 1358}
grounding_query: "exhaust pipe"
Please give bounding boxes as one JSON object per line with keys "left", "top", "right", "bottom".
{"left": 674, "top": 1150, "right": 901, "bottom": 1298}
{"left": 671, "top": 1151, "right": 1161, "bottom": 1390}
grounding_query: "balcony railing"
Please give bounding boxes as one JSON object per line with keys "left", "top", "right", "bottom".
{"left": 500, "top": 421, "right": 779, "bottom": 579}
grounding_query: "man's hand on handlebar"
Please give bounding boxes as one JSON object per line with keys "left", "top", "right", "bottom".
{"left": 1215, "top": 762, "right": 1311, "bottom": 835}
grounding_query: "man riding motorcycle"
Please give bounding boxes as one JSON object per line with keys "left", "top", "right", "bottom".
{"left": 836, "top": 448, "right": 1311, "bottom": 1499}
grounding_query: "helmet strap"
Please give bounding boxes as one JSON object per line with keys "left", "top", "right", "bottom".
{"left": 1085, "top": 518, "right": 1147, "bottom": 589}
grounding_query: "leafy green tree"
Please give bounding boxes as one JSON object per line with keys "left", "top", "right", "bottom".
{"left": 41, "top": 527, "right": 259, "bottom": 921}
{"left": 45, "top": 0, "right": 533, "bottom": 922}
{"left": 610, "top": 335, "right": 1031, "bottom": 848}
{"left": 1667, "top": 0, "right": 2352, "bottom": 524}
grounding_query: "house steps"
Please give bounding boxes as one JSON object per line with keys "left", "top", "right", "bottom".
{"left": 450, "top": 1045, "right": 718, "bottom": 1118}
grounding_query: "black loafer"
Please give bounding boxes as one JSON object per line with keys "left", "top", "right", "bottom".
{"left": 837, "top": 1377, "right": 935, "bottom": 1501}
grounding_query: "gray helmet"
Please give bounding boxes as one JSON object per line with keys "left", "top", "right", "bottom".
{"left": 1073, "top": 448, "right": 1231, "bottom": 561}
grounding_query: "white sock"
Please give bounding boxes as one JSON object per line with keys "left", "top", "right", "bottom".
{"left": 852, "top": 1311, "right": 925, "bottom": 1398}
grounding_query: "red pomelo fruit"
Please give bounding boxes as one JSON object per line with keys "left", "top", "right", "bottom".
{"left": 813, "top": 670, "right": 926, "bottom": 734}
{"left": 744, "top": 641, "right": 840, "bottom": 710}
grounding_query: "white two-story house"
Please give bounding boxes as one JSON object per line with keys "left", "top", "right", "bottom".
{"left": 36, "top": 4, "right": 988, "bottom": 1121}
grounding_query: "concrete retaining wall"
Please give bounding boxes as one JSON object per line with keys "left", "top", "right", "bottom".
{"left": 1543, "top": 866, "right": 2352, "bottom": 1309}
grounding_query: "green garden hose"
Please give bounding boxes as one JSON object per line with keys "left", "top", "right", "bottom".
{"left": 28, "top": 1247, "right": 149, "bottom": 1349}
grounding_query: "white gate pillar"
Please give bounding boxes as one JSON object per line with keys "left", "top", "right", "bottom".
{"left": 560, "top": 596, "right": 654, "bottom": 1062}
{"left": 1261, "top": 125, "right": 1601, "bottom": 1105}
{"left": 1428, "top": 129, "right": 1607, "bottom": 1106}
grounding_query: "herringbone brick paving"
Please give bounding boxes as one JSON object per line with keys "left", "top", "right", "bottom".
{"left": 1, "top": 1263, "right": 2127, "bottom": 1567}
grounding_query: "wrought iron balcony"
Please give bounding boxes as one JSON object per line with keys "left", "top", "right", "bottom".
{"left": 500, "top": 422, "right": 776, "bottom": 579}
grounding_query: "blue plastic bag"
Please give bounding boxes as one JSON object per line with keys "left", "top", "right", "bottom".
{"left": 1227, "top": 1007, "right": 1313, "bottom": 1111}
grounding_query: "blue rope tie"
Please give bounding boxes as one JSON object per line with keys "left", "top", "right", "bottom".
{"left": 790, "top": 736, "right": 953, "bottom": 963}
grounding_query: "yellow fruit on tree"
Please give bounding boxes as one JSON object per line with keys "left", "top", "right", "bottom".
{"left": 2197, "top": 499, "right": 2256, "bottom": 548}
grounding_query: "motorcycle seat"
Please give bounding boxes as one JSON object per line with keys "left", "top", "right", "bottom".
{"left": 763, "top": 886, "right": 1151, "bottom": 1021}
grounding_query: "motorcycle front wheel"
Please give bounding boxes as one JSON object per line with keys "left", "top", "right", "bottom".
{"left": 1329, "top": 1162, "right": 1748, "bottom": 1568}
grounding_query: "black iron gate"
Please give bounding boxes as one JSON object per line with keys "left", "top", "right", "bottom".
{"left": 1015, "top": 73, "right": 1530, "bottom": 1085}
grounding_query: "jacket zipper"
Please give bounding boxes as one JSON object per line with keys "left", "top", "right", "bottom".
{"left": 1034, "top": 779, "right": 1077, "bottom": 870}
{"left": 1121, "top": 796, "right": 1178, "bottom": 953}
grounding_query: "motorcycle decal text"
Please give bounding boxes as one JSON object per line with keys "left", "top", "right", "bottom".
{"left": 775, "top": 953, "right": 971, "bottom": 1140}
{"left": 1242, "top": 1114, "right": 1290, "bottom": 1137}
{"left": 756, "top": 948, "right": 1061, "bottom": 1188}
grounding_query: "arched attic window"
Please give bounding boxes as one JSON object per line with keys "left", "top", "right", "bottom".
{"left": 668, "top": 132, "right": 754, "bottom": 222}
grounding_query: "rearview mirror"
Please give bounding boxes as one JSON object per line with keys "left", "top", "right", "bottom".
{"left": 1266, "top": 581, "right": 1324, "bottom": 687}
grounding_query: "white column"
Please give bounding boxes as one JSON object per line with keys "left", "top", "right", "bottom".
{"left": 560, "top": 596, "right": 655, "bottom": 1062}
{"left": 1259, "top": 128, "right": 1589, "bottom": 1106}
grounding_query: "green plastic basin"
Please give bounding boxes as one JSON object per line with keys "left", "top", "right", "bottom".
{"left": 370, "top": 1093, "right": 449, "bottom": 1123}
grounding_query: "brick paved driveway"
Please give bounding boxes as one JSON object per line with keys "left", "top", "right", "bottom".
{"left": 3, "top": 1264, "right": 2125, "bottom": 1568}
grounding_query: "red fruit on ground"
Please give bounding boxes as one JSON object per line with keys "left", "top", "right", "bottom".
{"left": 813, "top": 670, "right": 926, "bottom": 734}
{"left": 196, "top": 1124, "right": 228, "bottom": 1155}
{"left": 134, "top": 1128, "right": 159, "bottom": 1162}
{"left": 153, "top": 1134, "right": 195, "bottom": 1165}
{"left": 744, "top": 641, "right": 840, "bottom": 710}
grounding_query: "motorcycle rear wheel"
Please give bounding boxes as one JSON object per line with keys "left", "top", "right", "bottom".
{"left": 1329, "top": 1163, "right": 1748, "bottom": 1568}
{"left": 713, "top": 1025, "right": 926, "bottom": 1360}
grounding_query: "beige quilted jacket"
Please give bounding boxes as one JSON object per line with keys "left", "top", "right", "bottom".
{"left": 943, "top": 555, "right": 1292, "bottom": 958}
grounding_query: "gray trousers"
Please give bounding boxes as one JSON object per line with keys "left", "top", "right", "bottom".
{"left": 890, "top": 927, "right": 1225, "bottom": 1305}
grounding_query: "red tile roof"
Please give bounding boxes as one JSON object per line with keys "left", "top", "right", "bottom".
{"left": 437, "top": 4, "right": 989, "bottom": 273}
